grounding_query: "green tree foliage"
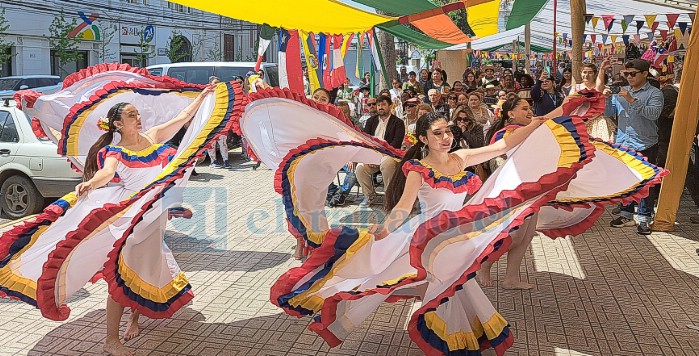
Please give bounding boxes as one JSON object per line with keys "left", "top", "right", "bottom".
{"left": 0, "top": 8, "right": 14, "bottom": 64}
{"left": 135, "top": 26, "right": 155, "bottom": 66}
{"left": 47, "top": 9, "right": 83, "bottom": 67}
{"left": 166, "top": 31, "right": 188, "bottom": 63}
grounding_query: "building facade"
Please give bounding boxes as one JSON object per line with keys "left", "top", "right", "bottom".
{"left": 0, "top": 0, "right": 277, "bottom": 77}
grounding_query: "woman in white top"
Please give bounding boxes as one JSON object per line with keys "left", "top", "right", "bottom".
{"left": 570, "top": 58, "right": 610, "bottom": 92}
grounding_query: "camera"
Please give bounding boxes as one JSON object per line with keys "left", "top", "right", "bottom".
{"left": 610, "top": 85, "right": 622, "bottom": 94}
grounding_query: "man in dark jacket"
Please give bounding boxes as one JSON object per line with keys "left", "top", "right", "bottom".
{"left": 356, "top": 95, "right": 405, "bottom": 206}
{"left": 531, "top": 72, "right": 563, "bottom": 116}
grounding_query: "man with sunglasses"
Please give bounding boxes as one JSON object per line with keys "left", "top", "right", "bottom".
{"left": 609, "top": 59, "right": 664, "bottom": 235}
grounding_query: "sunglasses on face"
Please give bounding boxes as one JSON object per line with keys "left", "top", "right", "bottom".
{"left": 367, "top": 102, "right": 377, "bottom": 106}
{"left": 623, "top": 70, "right": 642, "bottom": 77}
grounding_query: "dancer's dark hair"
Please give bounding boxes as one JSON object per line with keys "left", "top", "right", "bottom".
{"left": 83, "top": 102, "right": 129, "bottom": 181}
{"left": 485, "top": 97, "right": 526, "bottom": 144}
{"left": 384, "top": 112, "right": 449, "bottom": 212}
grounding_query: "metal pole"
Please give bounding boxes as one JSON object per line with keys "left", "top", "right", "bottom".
{"left": 553, "top": 0, "right": 558, "bottom": 74}
{"left": 525, "top": 23, "right": 531, "bottom": 73}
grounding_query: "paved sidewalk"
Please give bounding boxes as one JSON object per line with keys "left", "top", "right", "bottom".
{"left": 1, "top": 151, "right": 699, "bottom": 356}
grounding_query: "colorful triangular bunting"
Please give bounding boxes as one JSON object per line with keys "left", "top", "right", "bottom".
{"left": 590, "top": 34, "right": 597, "bottom": 43}
{"left": 611, "top": 35, "right": 618, "bottom": 44}
{"left": 592, "top": 17, "right": 600, "bottom": 30}
{"left": 678, "top": 22, "right": 688, "bottom": 35}
{"left": 674, "top": 28, "right": 682, "bottom": 39}
{"left": 623, "top": 15, "right": 635, "bottom": 26}
{"left": 602, "top": 15, "right": 615, "bottom": 31}
{"left": 689, "top": 13, "right": 695, "bottom": 23}
{"left": 622, "top": 35, "right": 630, "bottom": 45}
{"left": 634, "top": 34, "right": 641, "bottom": 43}
{"left": 601, "top": 34, "right": 608, "bottom": 44}
{"left": 651, "top": 21, "right": 659, "bottom": 32}
{"left": 645, "top": 15, "right": 657, "bottom": 28}
{"left": 660, "top": 29, "right": 668, "bottom": 40}
{"left": 647, "top": 32, "right": 655, "bottom": 41}
{"left": 585, "top": 14, "right": 593, "bottom": 24}
{"left": 636, "top": 20, "right": 645, "bottom": 33}
{"left": 583, "top": 34, "right": 588, "bottom": 43}
{"left": 621, "top": 20, "right": 629, "bottom": 33}
{"left": 666, "top": 14, "right": 679, "bottom": 29}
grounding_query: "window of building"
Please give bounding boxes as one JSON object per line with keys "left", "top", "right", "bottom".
{"left": 51, "top": 50, "right": 89, "bottom": 78}
{"left": 167, "top": 3, "right": 191, "bottom": 13}
{"left": 224, "top": 34, "right": 235, "bottom": 62}
{"left": 122, "top": 0, "right": 147, "bottom": 4}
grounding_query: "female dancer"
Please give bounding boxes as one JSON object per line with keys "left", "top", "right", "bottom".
{"left": 571, "top": 58, "right": 609, "bottom": 92}
{"left": 0, "top": 69, "right": 233, "bottom": 356}
{"left": 479, "top": 97, "right": 540, "bottom": 289}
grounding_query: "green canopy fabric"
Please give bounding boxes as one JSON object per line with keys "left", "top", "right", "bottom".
{"left": 506, "top": 0, "right": 548, "bottom": 30}
{"left": 480, "top": 41, "right": 552, "bottom": 53}
{"left": 351, "top": 0, "right": 438, "bottom": 16}
{"left": 379, "top": 21, "right": 452, "bottom": 49}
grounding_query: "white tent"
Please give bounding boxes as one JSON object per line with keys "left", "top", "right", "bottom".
{"left": 445, "top": 0, "right": 695, "bottom": 50}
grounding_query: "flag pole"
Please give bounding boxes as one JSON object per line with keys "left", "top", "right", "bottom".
{"left": 553, "top": 0, "right": 558, "bottom": 74}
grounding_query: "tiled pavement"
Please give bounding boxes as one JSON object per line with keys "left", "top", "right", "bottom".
{"left": 1, "top": 150, "right": 699, "bottom": 356}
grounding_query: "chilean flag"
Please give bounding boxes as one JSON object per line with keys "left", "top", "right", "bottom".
{"left": 278, "top": 29, "right": 304, "bottom": 93}
{"left": 330, "top": 35, "right": 347, "bottom": 88}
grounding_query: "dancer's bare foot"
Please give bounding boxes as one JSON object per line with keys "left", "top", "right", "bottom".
{"left": 104, "top": 337, "right": 134, "bottom": 356}
{"left": 123, "top": 314, "right": 140, "bottom": 342}
{"left": 502, "top": 280, "right": 535, "bottom": 290}
{"left": 477, "top": 262, "right": 494, "bottom": 287}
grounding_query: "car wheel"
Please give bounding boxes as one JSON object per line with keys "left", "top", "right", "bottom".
{"left": 0, "top": 175, "right": 45, "bottom": 219}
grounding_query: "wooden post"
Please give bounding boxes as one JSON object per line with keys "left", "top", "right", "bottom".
{"left": 525, "top": 23, "right": 531, "bottom": 73}
{"left": 570, "top": 0, "right": 587, "bottom": 82}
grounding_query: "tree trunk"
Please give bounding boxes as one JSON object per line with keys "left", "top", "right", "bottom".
{"left": 377, "top": 11, "right": 397, "bottom": 91}
{"left": 570, "top": 0, "right": 586, "bottom": 82}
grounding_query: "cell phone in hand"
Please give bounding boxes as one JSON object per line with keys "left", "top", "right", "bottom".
{"left": 545, "top": 66, "right": 551, "bottom": 76}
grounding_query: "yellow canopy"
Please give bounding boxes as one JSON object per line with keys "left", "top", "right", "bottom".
{"left": 167, "top": 0, "right": 396, "bottom": 34}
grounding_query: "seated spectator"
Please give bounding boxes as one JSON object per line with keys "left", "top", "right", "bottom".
{"left": 452, "top": 105, "right": 485, "bottom": 149}
{"left": 480, "top": 66, "right": 500, "bottom": 87}
{"left": 457, "top": 93, "right": 468, "bottom": 106}
{"left": 482, "top": 84, "right": 499, "bottom": 108}
{"left": 427, "top": 89, "right": 450, "bottom": 115}
{"left": 355, "top": 95, "right": 405, "bottom": 206}
{"left": 462, "top": 71, "right": 479, "bottom": 92}
{"left": 467, "top": 91, "right": 495, "bottom": 135}
{"left": 501, "top": 73, "right": 521, "bottom": 93}
{"left": 389, "top": 79, "right": 403, "bottom": 103}
{"left": 531, "top": 72, "right": 563, "bottom": 116}
{"left": 447, "top": 93, "right": 459, "bottom": 116}
{"left": 452, "top": 81, "right": 464, "bottom": 93}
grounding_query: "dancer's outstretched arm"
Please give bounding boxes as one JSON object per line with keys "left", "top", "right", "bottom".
{"left": 75, "top": 157, "right": 118, "bottom": 196}
{"left": 146, "top": 85, "right": 216, "bottom": 143}
{"left": 369, "top": 171, "right": 421, "bottom": 240}
{"left": 453, "top": 116, "right": 548, "bottom": 168}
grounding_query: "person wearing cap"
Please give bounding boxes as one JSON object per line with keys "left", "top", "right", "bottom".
{"left": 401, "top": 97, "right": 421, "bottom": 150}
{"left": 480, "top": 65, "right": 500, "bottom": 88}
{"left": 402, "top": 71, "right": 423, "bottom": 95}
{"left": 607, "top": 59, "right": 664, "bottom": 235}
{"left": 482, "top": 84, "right": 499, "bottom": 107}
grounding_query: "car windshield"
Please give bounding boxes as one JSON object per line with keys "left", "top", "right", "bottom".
{"left": 0, "top": 78, "right": 21, "bottom": 91}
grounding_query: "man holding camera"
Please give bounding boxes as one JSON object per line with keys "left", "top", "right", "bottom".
{"left": 607, "top": 59, "right": 664, "bottom": 235}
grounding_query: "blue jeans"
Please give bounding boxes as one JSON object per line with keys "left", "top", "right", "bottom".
{"left": 340, "top": 165, "right": 357, "bottom": 192}
{"left": 620, "top": 144, "right": 658, "bottom": 223}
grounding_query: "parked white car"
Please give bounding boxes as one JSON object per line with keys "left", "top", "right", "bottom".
{"left": 0, "top": 75, "right": 62, "bottom": 97}
{"left": 146, "top": 62, "right": 279, "bottom": 86}
{"left": 0, "top": 98, "right": 82, "bottom": 219}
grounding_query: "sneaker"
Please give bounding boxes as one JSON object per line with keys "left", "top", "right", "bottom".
{"left": 611, "top": 206, "right": 622, "bottom": 215}
{"left": 610, "top": 216, "right": 636, "bottom": 227}
{"left": 252, "top": 161, "right": 262, "bottom": 170}
{"left": 223, "top": 160, "right": 231, "bottom": 169}
{"left": 210, "top": 161, "right": 222, "bottom": 169}
{"left": 359, "top": 197, "right": 375, "bottom": 207}
{"left": 637, "top": 221, "right": 652, "bottom": 235}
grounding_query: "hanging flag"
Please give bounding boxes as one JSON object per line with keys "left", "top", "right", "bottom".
{"left": 563, "top": 33, "right": 568, "bottom": 43}
{"left": 623, "top": 15, "right": 635, "bottom": 27}
{"left": 341, "top": 33, "right": 354, "bottom": 58}
{"left": 300, "top": 31, "right": 321, "bottom": 92}
{"left": 602, "top": 15, "right": 615, "bottom": 31}
{"left": 647, "top": 32, "right": 654, "bottom": 41}
{"left": 317, "top": 34, "right": 327, "bottom": 85}
{"left": 689, "top": 13, "right": 695, "bottom": 23}
{"left": 329, "top": 35, "right": 347, "bottom": 88}
{"left": 621, "top": 20, "right": 629, "bottom": 33}
{"left": 622, "top": 35, "right": 630, "bottom": 45}
{"left": 590, "top": 34, "right": 597, "bottom": 43}
{"left": 592, "top": 17, "right": 600, "bottom": 30}
{"left": 277, "top": 29, "right": 304, "bottom": 93}
{"left": 583, "top": 34, "right": 588, "bottom": 43}
{"left": 636, "top": 20, "right": 645, "bottom": 33}
{"left": 634, "top": 34, "right": 641, "bottom": 43}
{"left": 254, "top": 24, "right": 276, "bottom": 72}
{"left": 674, "top": 28, "right": 682, "bottom": 39}
{"left": 660, "top": 29, "right": 668, "bottom": 41}
{"left": 611, "top": 35, "right": 618, "bottom": 44}
{"left": 367, "top": 30, "right": 381, "bottom": 73}
{"left": 666, "top": 14, "right": 679, "bottom": 29}
{"left": 645, "top": 15, "right": 657, "bottom": 28}
{"left": 601, "top": 34, "right": 608, "bottom": 44}
{"left": 678, "top": 22, "right": 688, "bottom": 35}
{"left": 585, "top": 14, "right": 593, "bottom": 24}
{"left": 322, "top": 35, "right": 332, "bottom": 89}
{"left": 651, "top": 22, "right": 659, "bottom": 32}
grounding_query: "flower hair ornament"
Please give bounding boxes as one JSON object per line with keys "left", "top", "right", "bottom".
{"left": 97, "top": 116, "right": 111, "bottom": 132}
